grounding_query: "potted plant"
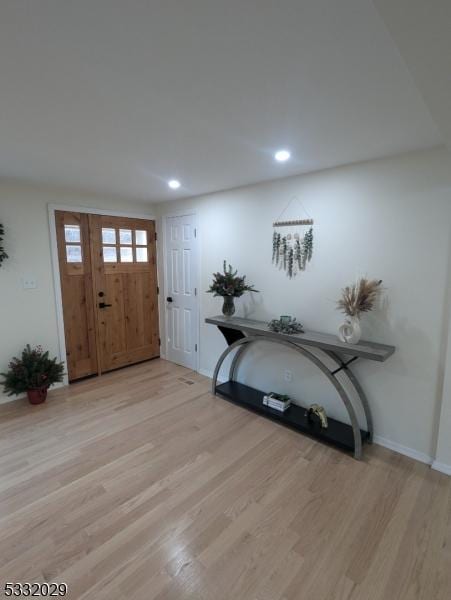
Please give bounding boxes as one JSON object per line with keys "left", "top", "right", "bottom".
{"left": 1, "top": 345, "right": 65, "bottom": 404}
{"left": 207, "top": 261, "right": 259, "bottom": 317}
{"left": 337, "top": 277, "right": 383, "bottom": 343}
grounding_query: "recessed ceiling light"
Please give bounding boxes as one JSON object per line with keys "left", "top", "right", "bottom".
{"left": 274, "top": 149, "right": 291, "bottom": 162}
{"left": 168, "top": 179, "right": 181, "bottom": 190}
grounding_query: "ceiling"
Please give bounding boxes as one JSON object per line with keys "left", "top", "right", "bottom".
{"left": 0, "top": 0, "right": 444, "bottom": 202}
{"left": 374, "top": 0, "right": 451, "bottom": 151}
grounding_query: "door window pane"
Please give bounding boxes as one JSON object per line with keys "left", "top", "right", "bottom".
{"left": 64, "top": 224, "right": 81, "bottom": 243}
{"left": 103, "top": 246, "right": 117, "bottom": 262}
{"left": 66, "top": 245, "right": 82, "bottom": 263}
{"left": 120, "top": 246, "right": 133, "bottom": 262}
{"left": 136, "top": 247, "right": 148, "bottom": 262}
{"left": 102, "top": 228, "right": 116, "bottom": 244}
{"left": 119, "top": 229, "right": 132, "bottom": 245}
{"left": 135, "top": 230, "right": 147, "bottom": 245}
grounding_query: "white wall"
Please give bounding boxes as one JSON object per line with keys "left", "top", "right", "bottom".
{"left": 156, "top": 147, "right": 451, "bottom": 464}
{"left": 435, "top": 351, "right": 451, "bottom": 473}
{"left": 3, "top": 149, "right": 451, "bottom": 469}
{"left": 0, "top": 183, "right": 153, "bottom": 403}
{"left": 434, "top": 258, "right": 451, "bottom": 473}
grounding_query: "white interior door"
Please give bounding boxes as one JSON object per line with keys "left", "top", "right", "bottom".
{"left": 165, "top": 214, "right": 199, "bottom": 370}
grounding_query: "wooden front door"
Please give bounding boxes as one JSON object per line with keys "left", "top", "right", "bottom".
{"left": 55, "top": 211, "right": 159, "bottom": 380}
{"left": 89, "top": 215, "right": 160, "bottom": 372}
{"left": 55, "top": 211, "right": 98, "bottom": 380}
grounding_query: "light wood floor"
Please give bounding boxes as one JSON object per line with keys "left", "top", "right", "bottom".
{"left": 0, "top": 359, "right": 450, "bottom": 600}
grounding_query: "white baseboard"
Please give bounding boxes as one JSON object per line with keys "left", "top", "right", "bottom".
{"left": 0, "top": 393, "right": 24, "bottom": 405}
{"left": 431, "top": 460, "right": 451, "bottom": 476}
{"left": 370, "top": 435, "right": 432, "bottom": 465}
{"left": 198, "top": 367, "right": 213, "bottom": 379}
{"left": 198, "top": 367, "right": 226, "bottom": 384}
{"left": 0, "top": 381, "right": 67, "bottom": 406}
{"left": 199, "top": 368, "right": 435, "bottom": 467}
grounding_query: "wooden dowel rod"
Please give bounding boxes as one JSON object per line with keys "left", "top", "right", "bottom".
{"left": 273, "top": 219, "right": 314, "bottom": 227}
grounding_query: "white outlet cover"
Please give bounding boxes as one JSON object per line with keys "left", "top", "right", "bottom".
{"left": 22, "top": 275, "right": 37, "bottom": 289}
{"left": 284, "top": 370, "right": 292, "bottom": 382}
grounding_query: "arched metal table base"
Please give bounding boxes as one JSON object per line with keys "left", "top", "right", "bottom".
{"left": 213, "top": 335, "right": 370, "bottom": 460}
{"left": 229, "top": 342, "right": 374, "bottom": 445}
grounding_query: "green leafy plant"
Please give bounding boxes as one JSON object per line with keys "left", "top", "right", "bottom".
{"left": 303, "top": 227, "right": 313, "bottom": 262}
{"left": 294, "top": 238, "right": 303, "bottom": 271}
{"left": 207, "top": 261, "right": 259, "bottom": 297}
{"left": 282, "top": 236, "right": 288, "bottom": 270}
{"left": 271, "top": 226, "right": 314, "bottom": 277}
{"left": 272, "top": 232, "right": 281, "bottom": 264}
{"left": 1, "top": 345, "right": 65, "bottom": 396}
{"left": 0, "top": 223, "right": 8, "bottom": 266}
{"left": 268, "top": 317, "right": 304, "bottom": 334}
{"left": 288, "top": 247, "right": 294, "bottom": 278}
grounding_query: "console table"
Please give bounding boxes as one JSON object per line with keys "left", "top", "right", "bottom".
{"left": 206, "top": 315, "right": 395, "bottom": 459}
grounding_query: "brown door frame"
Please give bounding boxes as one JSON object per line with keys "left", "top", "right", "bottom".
{"left": 48, "top": 204, "right": 158, "bottom": 383}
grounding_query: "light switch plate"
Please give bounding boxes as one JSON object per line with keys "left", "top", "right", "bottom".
{"left": 22, "top": 276, "right": 37, "bottom": 289}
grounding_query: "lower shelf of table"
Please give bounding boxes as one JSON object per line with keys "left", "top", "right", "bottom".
{"left": 215, "top": 381, "right": 369, "bottom": 455}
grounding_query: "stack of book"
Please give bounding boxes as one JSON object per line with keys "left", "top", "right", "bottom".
{"left": 262, "top": 392, "right": 291, "bottom": 412}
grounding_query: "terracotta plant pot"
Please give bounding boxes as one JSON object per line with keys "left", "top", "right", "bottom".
{"left": 27, "top": 387, "right": 48, "bottom": 405}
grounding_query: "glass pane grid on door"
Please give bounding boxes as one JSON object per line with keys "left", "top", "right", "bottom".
{"left": 103, "top": 246, "right": 117, "bottom": 263}
{"left": 101, "top": 226, "right": 150, "bottom": 264}
{"left": 64, "top": 224, "right": 81, "bottom": 242}
{"left": 66, "top": 245, "right": 83, "bottom": 263}
{"left": 120, "top": 246, "right": 133, "bottom": 262}
{"left": 119, "top": 229, "right": 133, "bottom": 245}
{"left": 135, "top": 230, "right": 147, "bottom": 246}
{"left": 101, "top": 228, "right": 116, "bottom": 244}
{"left": 64, "top": 224, "right": 83, "bottom": 263}
{"left": 136, "top": 247, "right": 148, "bottom": 262}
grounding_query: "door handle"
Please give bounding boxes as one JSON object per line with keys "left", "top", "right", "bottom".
{"left": 99, "top": 302, "right": 112, "bottom": 309}
{"left": 166, "top": 297, "right": 173, "bottom": 303}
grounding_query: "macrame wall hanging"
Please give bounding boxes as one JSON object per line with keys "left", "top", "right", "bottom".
{"left": 272, "top": 197, "right": 314, "bottom": 278}
{"left": 0, "top": 223, "right": 8, "bottom": 267}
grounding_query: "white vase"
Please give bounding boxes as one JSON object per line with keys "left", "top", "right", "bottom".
{"left": 338, "top": 316, "right": 361, "bottom": 344}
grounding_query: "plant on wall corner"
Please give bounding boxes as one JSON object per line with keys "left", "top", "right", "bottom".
{"left": 0, "top": 223, "right": 8, "bottom": 266}
{"left": 1, "top": 345, "right": 65, "bottom": 405}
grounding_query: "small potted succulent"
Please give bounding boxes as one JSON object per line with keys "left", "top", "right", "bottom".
{"left": 1, "top": 345, "right": 65, "bottom": 404}
{"left": 207, "top": 260, "right": 259, "bottom": 317}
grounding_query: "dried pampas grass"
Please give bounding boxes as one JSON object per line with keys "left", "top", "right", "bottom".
{"left": 337, "top": 278, "right": 383, "bottom": 317}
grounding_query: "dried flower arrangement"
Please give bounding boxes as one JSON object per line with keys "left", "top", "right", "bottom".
{"left": 337, "top": 278, "right": 383, "bottom": 317}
